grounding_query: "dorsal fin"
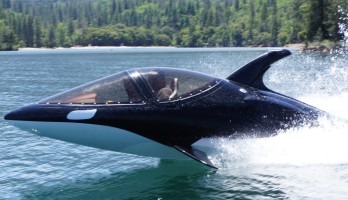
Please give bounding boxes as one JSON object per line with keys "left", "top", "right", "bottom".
{"left": 227, "top": 49, "right": 291, "bottom": 91}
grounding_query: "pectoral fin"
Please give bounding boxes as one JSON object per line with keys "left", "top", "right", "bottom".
{"left": 174, "top": 145, "right": 217, "bottom": 169}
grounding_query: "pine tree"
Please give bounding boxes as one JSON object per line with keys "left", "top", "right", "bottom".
{"left": 270, "top": 0, "right": 278, "bottom": 46}
{"left": 34, "top": 17, "right": 42, "bottom": 47}
{"left": 47, "top": 25, "right": 56, "bottom": 48}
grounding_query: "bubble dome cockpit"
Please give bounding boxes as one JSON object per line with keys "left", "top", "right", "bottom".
{"left": 38, "top": 68, "right": 222, "bottom": 105}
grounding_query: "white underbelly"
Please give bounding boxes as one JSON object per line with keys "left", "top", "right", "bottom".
{"left": 8, "top": 120, "right": 191, "bottom": 160}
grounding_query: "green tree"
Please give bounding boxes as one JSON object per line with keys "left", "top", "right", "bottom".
{"left": 46, "top": 25, "right": 56, "bottom": 48}
{"left": 270, "top": 0, "right": 278, "bottom": 46}
{"left": 34, "top": 17, "right": 42, "bottom": 47}
{"left": 0, "top": 0, "right": 347, "bottom": 50}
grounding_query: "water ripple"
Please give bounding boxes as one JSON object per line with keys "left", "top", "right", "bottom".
{"left": 1, "top": 49, "right": 348, "bottom": 199}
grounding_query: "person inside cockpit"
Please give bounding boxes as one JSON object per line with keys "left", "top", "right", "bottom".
{"left": 148, "top": 70, "right": 173, "bottom": 101}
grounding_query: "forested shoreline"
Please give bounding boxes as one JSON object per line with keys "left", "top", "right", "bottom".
{"left": 0, "top": 0, "right": 347, "bottom": 51}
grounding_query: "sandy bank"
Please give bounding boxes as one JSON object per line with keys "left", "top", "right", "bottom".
{"left": 18, "top": 46, "right": 177, "bottom": 51}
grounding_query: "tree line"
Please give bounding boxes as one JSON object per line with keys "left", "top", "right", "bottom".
{"left": 0, "top": 0, "right": 347, "bottom": 50}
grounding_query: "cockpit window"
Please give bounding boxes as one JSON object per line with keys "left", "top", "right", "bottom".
{"left": 39, "top": 72, "right": 143, "bottom": 104}
{"left": 138, "top": 68, "right": 221, "bottom": 102}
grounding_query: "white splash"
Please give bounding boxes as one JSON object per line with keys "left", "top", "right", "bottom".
{"left": 206, "top": 92, "right": 348, "bottom": 168}
{"left": 209, "top": 117, "right": 348, "bottom": 168}
{"left": 300, "top": 92, "right": 348, "bottom": 120}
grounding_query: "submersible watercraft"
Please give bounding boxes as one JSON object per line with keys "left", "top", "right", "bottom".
{"left": 5, "top": 49, "right": 323, "bottom": 169}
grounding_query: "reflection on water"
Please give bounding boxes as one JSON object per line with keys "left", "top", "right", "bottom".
{"left": 27, "top": 159, "right": 348, "bottom": 200}
{"left": 25, "top": 160, "right": 216, "bottom": 199}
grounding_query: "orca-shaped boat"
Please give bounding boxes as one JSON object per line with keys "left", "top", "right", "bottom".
{"left": 4, "top": 49, "right": 324, "bottom": 169}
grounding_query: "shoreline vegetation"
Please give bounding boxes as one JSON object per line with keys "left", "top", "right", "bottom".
{"left": 1, "top": 0, "right": 347, "bottom": 52}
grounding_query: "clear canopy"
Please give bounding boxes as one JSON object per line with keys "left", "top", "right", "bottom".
{"left": 39, "top": 68, "right": 221, "bottom": 104}
{"left": 137, "top": 68, "right": 221, "bottom": 102}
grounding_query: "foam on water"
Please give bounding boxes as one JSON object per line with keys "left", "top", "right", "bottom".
{"left": 209, "top": 114, "right": 348, "bottom": 168}
{"left": 300, "top": 92, "right": 348, "bottom": 119}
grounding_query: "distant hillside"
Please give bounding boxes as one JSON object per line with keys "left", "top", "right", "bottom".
{"left": 0, "top": 0, "right": 347, "bottom": 50}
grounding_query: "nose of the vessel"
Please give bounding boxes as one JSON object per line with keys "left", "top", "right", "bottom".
{"left": 4, "top": 104, "right": 43, "bottom": 121}
{"left": 4, "top": 104, "right": 63, "bottom": 133}
{"left": 4, "top": 106, "right": 29, "bottom": 121}
{"left": 4, "top": 111, "right": 13, "bottom": 120}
